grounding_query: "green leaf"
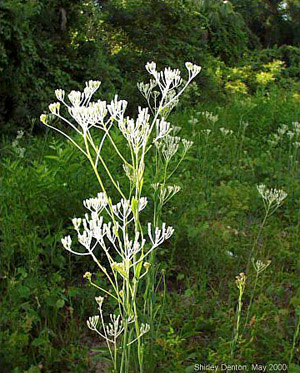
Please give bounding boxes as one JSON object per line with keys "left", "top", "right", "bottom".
{"left": 55, "top": 299, "right": 65, "bottom": 309}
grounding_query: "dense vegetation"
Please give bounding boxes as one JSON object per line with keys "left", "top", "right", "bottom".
{"left": 1, "top": 0, "right": 300, "bottom": 372}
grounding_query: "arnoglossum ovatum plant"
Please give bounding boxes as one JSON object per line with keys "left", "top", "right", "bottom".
{"left": 40, "top": 61, "right": 201, "bottom": 372}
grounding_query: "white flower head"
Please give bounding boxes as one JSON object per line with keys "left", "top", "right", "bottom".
{"left": 159, "top": 135, "right": 181, "bottom": 161}
{"left": 83, "top": 80, "right": 101, "bottom": 102}
{"left": 138, "top": 197, "right": 148, "bottom": 212}
{"left": 78, "top": 230, "right": 93, "bottom": 250}
{"left": 61, "top": 235, "right": 72, "bottom": 251}
{"left": 158, "top": 184, "right": 181, "bottom": 205}
{"left": 145, "top": 61, "right": 157, "bottom": 75}
{"left": 40, "top": 114, "right": 47, "bottom": 124}
{"left": 201, "top": 129, "right": 212, "bottom": 137}
{"left": 148, "top": 222, "right": 174, "bottom": 247}
{"left": 185, "top": 62, "right": 202, "bottom": 79}
{"left": 140, "top": 323, "right": 150, "bottom": 335}
{"left": 201, "top": 111, "right": 219, "bottom": 124}
{"left": 83, "top": 192, "right": 107, "bottom": 213}
{"left": 188, "top": 117, "right": 198, "bottom": 125}
{"left": 277, "top": 124, "right": 288, "bottom": 136}
{"left": 257, "top": 184, "right": 287, "bottom": 211}
{"left": 72, "top": 217, "right": 82, "bottom": 231}
{"left": 119, "top": 107, "right": 151, "bottom": 151}
{"left": 106, "top": 314, "right": 123, "bottom": 338}
{"left": 49, "top": 102, "right": 60, "bottom": 115}
{"left": 95, "top": 296, "right": 104, "bottom": 308}
{"left": 137, "top": 80, "right": 157, "bottom": 100}
{"left": 68, "top": 90, "right": 83, "bottom": 107}
{"left": 55, "top": 89, "right": 65, "bottom": 102}
{"left": 113, "top": 199, "right": 131, "bottom": 220}
{"left": 156, "top": 117, "right": 171, "bottom": 140}
{"left": 220, "top": 127, "right": 233, "bottom": 136}
{"left": 182, "top": 138, "right": 193, "bottom": 153}
{"left": 292, "top": 121, "right": 300, "bottom": 134}
{"left": 87, "top": 315, "right": 99, "bottom": 331}
{"left": 252, "top": 258, "right": 271, "bottom": 274}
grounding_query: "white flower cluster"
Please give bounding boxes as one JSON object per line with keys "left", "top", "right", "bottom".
{"left": 155, "top": 134, "right": 193, "bottom": 162}
{"left": 41, "top": 61, "right": 201, "bottom": 170}
{"left": 269, "top": 121, "right": 300, "bottom": 147}
{"left": 158, "top": 135, "right": 181, "bottom": 162}
{"left": 119, "top": 108, "right": 150, "bottom": 152}
{"left": 137, "top": 61, "right": 201, "bottom": 115}
{"left": 152, "top": 183, "right": 181, "bottom": 205}
{"left": 200, "top": 129, "right": 212, "bottom": 137}
{"left": 251, "top": 258, "right": 271, "bottom": 274}
{"left": 220, "top": 127, "right": 234, "bottom": 136}
{"left": 256, "top": 184, "right": 287, "bottom": 211}
{"left": 43, "top": 81, "right": 128, "bottom": 135}
{"left": 61, "top": 194, "right": 173, "bottom": 263}
{"left": 145, "top": 62, "right": 183, "bottom": 94}
{"left": 87, "top": 307, "right": 149, "bottom": 345}
{"left": 199, "top": 111, "right": 219, "bottom": 124}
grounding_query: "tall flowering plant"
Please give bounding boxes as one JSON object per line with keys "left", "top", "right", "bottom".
{"left": 41, "top": 62, "right": 201, "bottom": 372}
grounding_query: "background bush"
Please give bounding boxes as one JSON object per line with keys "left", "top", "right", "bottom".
{"left": 1, "top": 0, "right": 300, "bottom": 371}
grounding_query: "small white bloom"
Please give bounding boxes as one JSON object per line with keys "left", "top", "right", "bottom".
{"left": 61, "top": 235, "right": 72, "bottom": 251}
{"left": 83, "top": 193, "right": 108, "bottom": 213}
{"left": 106, "top": 314, "right": 123, "bottom": 338}
{"left": 185, "top": 62, "right": 202, "bottom": 79}
{"left": 156, "top": 117, "right": 171, "bottom": 140}
{"left": 55, "top": 89, "right": 65, "bottom": 101}
{"left": 140, "top": 323, "right": 150, "bottom": 335}
{"left": 252, "top": 258, "right": 271, "bottom": 274}
{"left": 200, "top": 111, "right": 218, "bottom": 124}
{"left": 292, "top": 121, "right": 300, "bottom": 134}
{"left": 257, "top": 184, "right": 287, "bottom": 210}
{"left": 182, "top": 138, "right": 193, "bottom": 153}
{"left": 158, "top": 135, "right": 180, "bottom": 162}
{"left": 145, "top": 61, "right": 157, "bottom": 74}
{"left": 148, "top": 222, "right": 174, "bottom": 247}
{"left": 68, "top": 91, "right": 82, "bottom": 107}
{"left": 49, "top": 102, "right": 60, "bottom": 115}
{"left": 201, "top": 129, "right": 212, "bottom": 136}
{"left": 95, "top": 296, "right": 104, "bottom": 307}
{"left": 220, "top": 127, "right": 233, "bottom": 136}
{"left": 87, "top": 315, "right": 99, "bottom": 331}
{"left": 40, "top": 114, "right": 47, "bottom": 124}
{"left": 72, "top": 218, "right": 82, "bottom": 231}
{"left": 188, "top": 117, "right": 198, "bottom": 125}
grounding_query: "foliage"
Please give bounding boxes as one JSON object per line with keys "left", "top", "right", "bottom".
{"left": 0, "top": 0, "right": 117, "bottom": 133}
{"left": 1, "top": 88, "right": 300, "bottom": 371}
{"left": 1, "top": 0, "right": 299, "bottom": 133}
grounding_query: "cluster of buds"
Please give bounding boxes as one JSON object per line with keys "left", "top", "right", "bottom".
{"left": 256, "top": 184, "right": 287, "bottom": 211}
{"left": 142, "top": 61, "right": 201, "bottom": 109}
{"left": 118, "top": 107, "right": 151, "bottom": 152}
{"left": 220, "top": 127, "right": 234, "bottom": 136}
{"left": 87, "top": 296, "right": 150, "bottom": 346}
{"left": 199, "top": 111, "right": 219, "bottom": 124}
{"left": 61, "top": 193, "right": 174, "bottom": 263}
{"left": 252, "top": 258, "right": 272, "bottom": 274}
{"left": 157, "top": 135, "right": 180, "bottom": 162}
{"left": 112, "top": 197, "right": 147, "bottom": 221}
{"left": 235, "top": 272, "right": 247, "bottom": 291}
{"left": 152, "top": 183, "right": 181, "bottom": 205}
{"left": 148, "top": 222, "right": 174, "bottom": 247}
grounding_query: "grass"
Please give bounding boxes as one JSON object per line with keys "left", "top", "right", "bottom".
{"left": 1, "top": 88, "right": 300, "bottom": 372}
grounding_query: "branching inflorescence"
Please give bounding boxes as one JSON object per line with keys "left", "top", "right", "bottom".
{"left": 41, "top": 61, "right": 201, "bottom": 372}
